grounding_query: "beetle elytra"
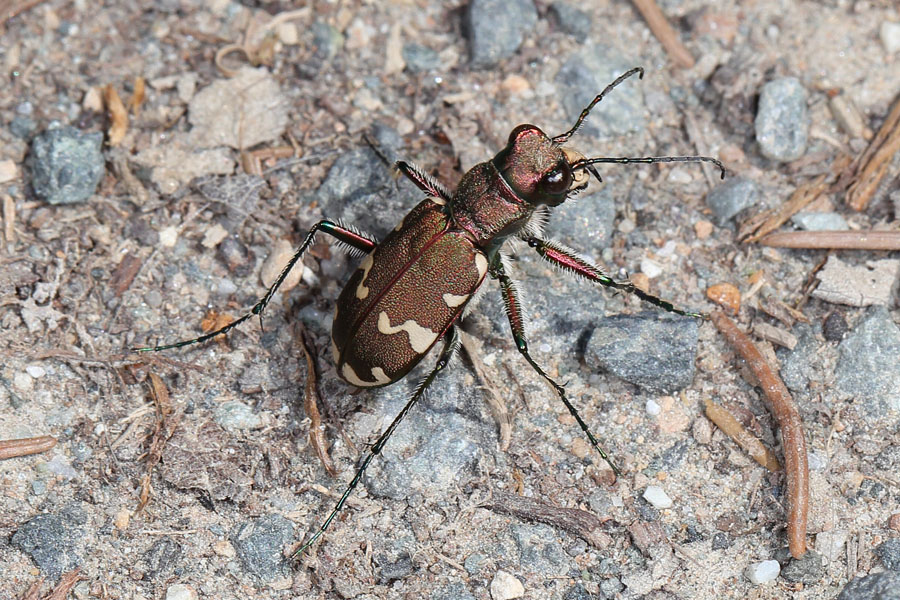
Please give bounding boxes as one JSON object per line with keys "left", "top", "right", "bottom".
{"left": 138, "top": 67, "right": 725, "bottom": 556}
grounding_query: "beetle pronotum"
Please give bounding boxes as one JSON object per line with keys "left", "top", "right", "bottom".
{"left": 139, "top": 67, "right": 724, "bottom": 556}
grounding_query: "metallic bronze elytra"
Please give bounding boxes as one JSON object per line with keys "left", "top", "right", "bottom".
{"left": 136, "top": 67, "right": 726, "bottom": 557}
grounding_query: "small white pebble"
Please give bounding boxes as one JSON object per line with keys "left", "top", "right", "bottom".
{"left": 26, "top": 365, "right": 46, "bottom": 378}
{"left": 666, "top": 166, "right": 694, "bottom": 184}
{"left": 881, "top": 21, "right": 900, "bottom": 54}
{"left": 618, "top": 218, "right": 636, "bottom": 234}
{"left": 645, "top": 399, "right": 661, "bottom": 416}
{"left": 165, "top": 583, "right": 198, "bottom": 600}
{"left": 159, "top": 226, "right": 178, "bottom": 248}
{"left": 746, "top": 560, "right": 780, "bottom": 584}
{"left": 640, "top": 258, "right": 664, "bottom": 279}
{"left": 490, "top": 570, "right": 524, "bottom": 600}
{"left": 13, "top": 372, "right": 34, "bottom": 393}
{"left": 642, "top": 485, "right": 673, "bottom": 509}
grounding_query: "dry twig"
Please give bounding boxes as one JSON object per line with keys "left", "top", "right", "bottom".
{"left": 704, "top": 398, "right": 781, "bottom": 471}
{"left": 297, "top": 322, "right": 337, "bottom": 476}
{"left": 741, "top": 173, "right": 830, "bottom": 243}
{"left": 839, "top": 94, "right": 900, "bottom": 211}
{"left": 710, "top": 311, "right": 808, "bottom": 558}
{"left": 0, "top": 435, "right": 57, "bottom": 460}
{"left": 630, "top": 0, "right": 694, "bottom": 68}
{"left": 481, "top": 492, "right": 612, "bottom": 549}
{"left": 758, "top": 230, "right": 900, "bottom": 251}
{"left": 42, "top": 568, "right": 83, "bottom": 600}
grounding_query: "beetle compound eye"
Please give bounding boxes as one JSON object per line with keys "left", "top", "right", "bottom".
{"left": 541, "top": 165, "right": 572, "bottom": 195}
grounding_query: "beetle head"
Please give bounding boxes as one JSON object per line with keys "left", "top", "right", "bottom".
{"left": 492, "top": 124, "right": 585, "bottom": 207}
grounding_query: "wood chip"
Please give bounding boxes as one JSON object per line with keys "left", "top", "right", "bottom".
{"left": 706, "top": 282, "right": 741, "bottom": 314}
{"left": 104, "top": 84, "right": 129, "bottom": 146}
{"left": 812, "top": 256, "right": 900, "bottom": 307}
{"left": 109, "top": 252, "right": 143, "bottom": 297}
{"left": 843, "top": 94, "right": 900, "bottom": 211}
{"left": 752, "top": 320, "right": 798, "bottom": 350}
{"left": 0, "top": 158, "right": 18, "bottom": 183}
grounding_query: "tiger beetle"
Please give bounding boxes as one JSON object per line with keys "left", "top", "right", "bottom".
{"left": 137, "top": 67, "right": 725, "bottom": 557}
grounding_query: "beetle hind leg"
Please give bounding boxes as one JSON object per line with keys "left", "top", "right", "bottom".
{"left": 491, "top": 259, "right": 621, "bottom": 476}
{"left": 294, "top": 326, "right": 460, "bottom": 558}
{"left": 396, "top": 161, "right": 452, "bottom": 203}
{"left": 135, "top": 220, "right": 378, "bottom": 352}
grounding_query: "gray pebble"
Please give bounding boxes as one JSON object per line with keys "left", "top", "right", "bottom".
{"left": 776, "top": 323, "right": 818, "bottom": 393}
{"left": 465, "top": 0, "right": 538, "bottom": 68}
{"left": 790, "top": 211, "right": 848, "bottom": 231}
{"left": 835, "top": 306, "right": 900, "bottom": 417}
{"left": 375, "top": 551, "right": 415, "bottom": 582}
{"left": 556, "top": 48, "right": 646, "bottom": 138}
{"left": 29, "top": 126, "right": 105, "bottom": 204}
{"left": 434, "top": 582, "right": 477, "bottom": 600}
{"left": 755, "top": 77, "right": 809, "bottom": 162}
{"left": 838, "top": 571, "right": 900, "bottom": 600}
{"left": 586, "top": 313, "right": 700, "bottom": 393}
{"left": 779, "top": 550, "right": 824, "bottom": 583}
{"left": 705, "top": 177, "right": 760, "bottom": 225}
{"left": 214, "top": 401, "right": 262, "bottom": 431}
{"left": 12, "top": 504, "right": 88, "bottom": 578}
{"left": 563, "top": 583, "right": 592, "bottom": 600}
{"left": 875, "top": 538, "right": 900, "bottom": 571}
{"left": 402, "top": 43, "right": 440, "bottom": 72}
{"left": 549, "top": 3, "right": 591, "bottom": 42}
{"left": 10, "top": 115, "right": 37, "bottom": 139}
{"left": 230, "top": 514, "right": 294, "bottom": 581}
{"left": 143, "top": 537, "right": 182, "bottom": 580}
{"left": 545, "top": 188, "right": 616, "bottom": 254}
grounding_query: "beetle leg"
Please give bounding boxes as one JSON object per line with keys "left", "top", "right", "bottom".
{"left": 523, "top": 237, "right": 706, "bottom": 319}
{"left": 491, "top": 259, "right": 621, "bottom": 476}
{"left": 135, "top": 220, "right": 378, "bottom": 352}
{"left": 294, "top": 326, "right": 461, "bottom": 557}
{"left": 396, "top": 161, "right": 453, "bottom": 203}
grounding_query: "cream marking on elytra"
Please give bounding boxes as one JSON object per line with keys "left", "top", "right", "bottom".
{"left": 331, "top": 338, "right": 340, "bottom": 363}
{"left": 429, "top": 195, "right": 446, "bottom": 206}
{"left": 442, "top": 292, "right": 469, "bottom": 308}
{"left": 355, "top": 253, "right": 375, "bottom": 299}
{"left": 342, "top": 362, "right": 390, "bottom": 387}
{"left": 369, "top": 367, "right": 391, "bottom": 385}
{"left": 474, "top": 253, "right": 488, "bottom": 280}
{"left": 377, "top": 311, "right": 438, "bottom": 353}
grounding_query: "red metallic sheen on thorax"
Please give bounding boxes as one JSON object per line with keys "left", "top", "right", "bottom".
{"left": 450, "top": 161, "right": 534, "bottom": 245}
{"left": 332, "top": 198, "right": 488, "bottom": 387}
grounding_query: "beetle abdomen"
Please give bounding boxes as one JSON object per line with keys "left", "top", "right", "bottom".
{"left": 332, "top": 198, "right": 488, "bottom": 387}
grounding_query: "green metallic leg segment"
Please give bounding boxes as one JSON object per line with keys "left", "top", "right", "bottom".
{"left": 135, "top": 220, "right": 377, "bottom": 352}
{"left": 523, "top": 237, "right": 705, "bottom": 319}
{"left": 491, "top": 260, "right": 620, "bottom": 475}
{"left": 293, "top": 326, "right": 460, "bottom": 558}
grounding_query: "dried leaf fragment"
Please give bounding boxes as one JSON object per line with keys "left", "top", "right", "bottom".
{"left": 104, "top": 84, "right": 128, "bottom": 146}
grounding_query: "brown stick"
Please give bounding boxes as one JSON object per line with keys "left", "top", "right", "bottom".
{"left": 742, "top": 174, "right": 829, "bottom": 243}
{"left": 43, "top": 568, "right": 83, "bottom": 600}
{"left": 297, "top": 323, "right": 337, "bottom": 476}
{"left": 704, "top": 398, "right": 781, "bottom": 471}
{"left": 710, "top": 311, "right": 808, "bottom": 558}
{"left": 481, "top": 491, "right": 612, "bottom": 549}
{"left": 845, "top": 95, "right": 900, "bottom": 211}
{"left": 757, "top": 230, "right": 900, "bottom": 251}
{"left": 0, "top": 435, "right": 57, "bottom": 460}
{"left": 631, "top": 0, "right": 695, "bottom": 69}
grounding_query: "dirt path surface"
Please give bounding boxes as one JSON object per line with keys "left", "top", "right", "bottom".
{"left": 2, "top": 1, "right": 900, "bottom": 599}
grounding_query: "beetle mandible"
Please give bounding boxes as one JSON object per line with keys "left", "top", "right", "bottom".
{"left": 138, "top": 67, "right": 725, "bottom": 556}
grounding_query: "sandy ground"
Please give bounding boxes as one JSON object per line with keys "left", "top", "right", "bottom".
{"left": 2, "top": 1, "right": 900, "bottom": 599}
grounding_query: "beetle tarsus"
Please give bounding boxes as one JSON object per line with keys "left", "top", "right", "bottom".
{"left": 493, "top": 259, "right": 621, "bottom": 476}
{"left": 293, "top": 326, "right": 461, "bottom": 559}
{"left": 134, "top": 220, "right": 377, "bottom": 353}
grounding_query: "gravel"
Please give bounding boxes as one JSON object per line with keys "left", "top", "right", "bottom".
{"left": 755, "top": 77, "right": 810, "bottom": 162}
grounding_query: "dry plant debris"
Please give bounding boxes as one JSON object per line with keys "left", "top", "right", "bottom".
{"left": 0, "top": 435, "right": 57, "bottom": 460}
{"left": 811, "top": 256, "right": 900, "bottom": 307}
{"left": 710, "top": 311, "right": 809, "bottom": 559}
{"left": 758, "top": 230, "right": 900, "bottom": 251}
{"left": 703, "top": 398, "right": 781, "bottom": 471}
{"left": 838, "top": 92, "right": 900, "bottom": 211}
{"left": 297, "top": 322, "right": 337, "bottom": 476}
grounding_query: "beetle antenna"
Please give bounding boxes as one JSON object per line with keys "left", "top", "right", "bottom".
{"left": 552, "top": 66, "right": 644, "bottom": 144}
{"left": 571, "top": 155, "right": 726, "bottom": 179}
